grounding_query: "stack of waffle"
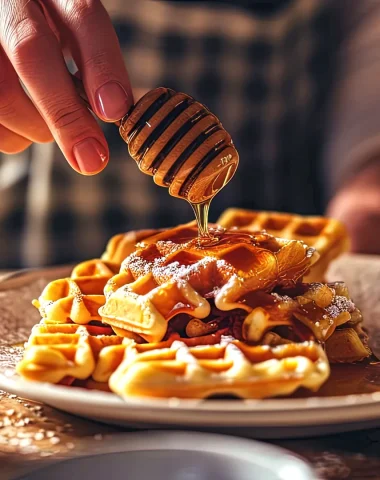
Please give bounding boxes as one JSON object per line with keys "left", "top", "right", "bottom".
{"left": 17, "top": 210, "right": 371, "bottom": 399}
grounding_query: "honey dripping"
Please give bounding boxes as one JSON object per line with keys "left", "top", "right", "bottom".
{"left": 191, "top": 199, "right": 212, "bottom": 239}
{"left": 118, "top": 87, "right": 239, "bottom": 243}
{"left": 190, "top": 162, "right": 237, "bottom": 243}
{"left": 72, "top": 78, "right": 240, "bottom": 242}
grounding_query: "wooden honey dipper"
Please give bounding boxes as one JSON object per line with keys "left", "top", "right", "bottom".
{"left": 72, "top": 77, "right": 239, "bottom": 235}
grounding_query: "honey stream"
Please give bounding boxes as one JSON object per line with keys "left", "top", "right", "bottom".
{"left": 190, "top": 160, "right": 237, "bottom": 240}
{"left": 191, "top": 199, "right": 213, "bottom": 239}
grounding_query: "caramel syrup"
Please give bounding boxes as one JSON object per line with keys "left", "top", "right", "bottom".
{"left": 293, "top": 359, "right": 380, "bottom": 397}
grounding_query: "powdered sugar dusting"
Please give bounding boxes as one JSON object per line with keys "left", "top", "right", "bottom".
{"left": 121, "top": 247, "right": 236, "bottom": 286}
{"left": 325, "top": 295, "right": 355, "bottom": 319}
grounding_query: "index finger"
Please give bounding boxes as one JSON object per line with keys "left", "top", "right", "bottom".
{"left": 0, "top": 0, "right": 109, "bottom": 174}
{"left": 45, "top": 0, "right": 134, "bottom": 122}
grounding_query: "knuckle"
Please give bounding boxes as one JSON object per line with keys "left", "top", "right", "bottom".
{"left": 64, "top": 0, "right": 100, "bottom": 24}
{"left": 83, "top": 52, "right": 112, "bottom": 80}
{"left": 49, "top": 104, "right": 86, "bottom": 130}
{"left": 5, "top": 16, "right": 55, "bottom": 59}
{"left": 42, "top": 96, "right": 90, "bottom": 132}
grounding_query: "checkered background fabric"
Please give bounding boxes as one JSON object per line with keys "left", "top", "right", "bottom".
{"left": 0, "top": 0, "right": 341, "bottom": 268}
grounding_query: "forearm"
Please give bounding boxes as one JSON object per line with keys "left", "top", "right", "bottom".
{"left": 323, "top": 1, "right": 380, "bottom": 199}
{"left": 327, "top": 160, "right": 380, "bottom": 254}
{"left": 321, "top": 1, "right": 380, "bottom": 253}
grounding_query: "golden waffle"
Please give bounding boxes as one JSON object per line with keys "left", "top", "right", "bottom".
{"left": 101, "top": 229, "right": 161, "bottom": 265}
{"left": 99, "top": 223, "right": 369, "bottom": 362}
{"left": 16, "top": 325, "right": 329, "bottom": 399}
{"left": 260, "top": 281, "right": 371, "bottom": 363}
{"left": 33, "top": 259, "right": 119, "bottom": 324}
{"left": 16, "top": 323, "right": 122, "bottom": 384}
{"left": 325, "top": 321, "right": 371, "bottom": 363}
{"left": 99, "top": 224, "right": 319, "bottom": 342}
{"left": 217, "top": 208, "right": 349, "bottom": 282}
{"left": 108, "top": 335, "right": 329, "bottom": 399}
{"left": 18, "top": 217, "right": 371, "bottom": 399}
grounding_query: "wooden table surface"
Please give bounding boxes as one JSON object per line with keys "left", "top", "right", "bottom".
{"left": 1, "top": 389, "right": 380, "bottom": 480}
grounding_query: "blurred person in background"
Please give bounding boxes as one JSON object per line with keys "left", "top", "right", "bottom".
{"left": 0, "top": 0, "right": 379, "bottom": 269}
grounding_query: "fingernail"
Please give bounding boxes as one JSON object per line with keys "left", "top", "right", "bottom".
{"left": 73, "top": 138, "right": 108, "bottom": 175}
{"left": 95, "top": 81, "right": 130, "bottom": 121}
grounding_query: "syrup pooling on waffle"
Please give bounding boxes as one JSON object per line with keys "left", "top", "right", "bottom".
{"left": 99, "top": 224, "right": 370, "bottom": 363}
{"left": 99, "top": 224, "right": 319, "bottom": 342}
{"left": 33, "top": 259, "right": 119, "bottom": 324}
{"left": 217, "top": 208, "right": 349, "bottom": 282}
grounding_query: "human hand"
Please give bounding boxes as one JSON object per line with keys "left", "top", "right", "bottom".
{"left": 327, "top": 160, "right": 380, "bottom": 254}
{"left": 0, "top": 0, "right": 133, "bottom": 174}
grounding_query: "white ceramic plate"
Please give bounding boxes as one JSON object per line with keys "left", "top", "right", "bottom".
{"left": 2, "top": 372, "right": 380, "bottom": 439}
{"left": 15, "top": 431, "right": 316, "bottom": 480}
{"left": 1, "top": 260, "right": 380, "bottom": 439}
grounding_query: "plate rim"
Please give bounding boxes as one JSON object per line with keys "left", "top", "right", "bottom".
{"left": 2, "top": 373, "right": 380, "bottom": 428}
